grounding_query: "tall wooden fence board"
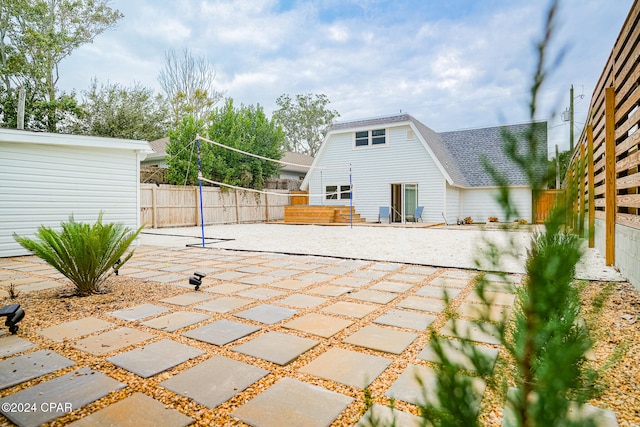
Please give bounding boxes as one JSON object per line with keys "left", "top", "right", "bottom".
{"left": 141, "top": 184, "right": 290, "bottom": 228}
{"left": 565, "top": 0, "right": 639, "bottom": 289}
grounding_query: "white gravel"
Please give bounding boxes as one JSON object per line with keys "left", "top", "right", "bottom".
{"left": 140, "top": 223, "right": 626, "bottom": 282}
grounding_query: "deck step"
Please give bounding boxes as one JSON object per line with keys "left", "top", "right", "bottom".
{"left": 284, "top": 205, "right": 366, "bottom": 224}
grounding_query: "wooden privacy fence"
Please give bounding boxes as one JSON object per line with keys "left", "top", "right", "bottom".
{"left": 140, "top": 184, "right": 290, "bottom": 228}
{"left": 565, "top": 0, "right": 640, "bottom": 266}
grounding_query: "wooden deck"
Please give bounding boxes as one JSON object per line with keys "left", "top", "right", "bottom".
{"left": 284, "top": 205, "right": 366, "bottom": 224}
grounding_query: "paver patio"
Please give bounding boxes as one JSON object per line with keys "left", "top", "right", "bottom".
{"left": 0, "top": 242, "right": 624, "bottom": 427}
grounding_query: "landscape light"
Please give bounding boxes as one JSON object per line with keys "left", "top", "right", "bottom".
{"left": 113, "top": 258, "right": 122, "bottom": 276}
{"left": 189, "top": 271, "right": 206, "bottom": 291}
{"left": 0, "top": 303, "right": 25, "bottom": 334}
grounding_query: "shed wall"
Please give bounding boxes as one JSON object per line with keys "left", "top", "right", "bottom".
{"left": 0, "top": 141, "right": 140, "bottom": 257}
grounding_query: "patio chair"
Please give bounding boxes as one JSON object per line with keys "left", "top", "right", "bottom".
{"left": 406, "top": 206, "right": 424, "bottom": 223}
{"left": 378, "top": 206, "right": 390, "bottom": 223}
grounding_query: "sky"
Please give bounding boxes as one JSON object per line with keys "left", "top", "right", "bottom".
{"left": 57, "top": 0, "right": 634, "bottom": 154}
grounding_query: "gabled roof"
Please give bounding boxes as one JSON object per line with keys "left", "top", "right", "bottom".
{"left": 316, "top": 113, "right": 547, "bottom": 188}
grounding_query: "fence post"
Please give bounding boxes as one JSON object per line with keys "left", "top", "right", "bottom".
{"left": 151, "top": 185, "right": 157, "bottom": 228}
{"left": 605, "top": 87, "right": 616, "bottom": 265}
{"left": 265, "top": 193, "right": 270, "bottom": 223}
{"left": 579, "top": 142, "right": 586, "bottom": 237}
{"left": 235, "top": 189, "right": 240, "bottom": 224}
{"left": 587, "top": 125, "right": 595, "bottom": 248}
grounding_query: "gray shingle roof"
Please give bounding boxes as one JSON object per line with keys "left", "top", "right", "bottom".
{"left": 330, "top": 114, "right": 547, "bottom": 188}
{"left": 439, "top": 122, "right": 547, "bottom": 187}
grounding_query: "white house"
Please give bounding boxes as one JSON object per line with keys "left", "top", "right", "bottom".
{"left": 0, "top": 129, "right": 152, "bottom": 257}
{"left": 301, "top": 114, "right": 547, "bottom": 224}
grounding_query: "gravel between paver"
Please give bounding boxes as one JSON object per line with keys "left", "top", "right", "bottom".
{"left": 0, "top": 245, "right": 638, "bottom": 427}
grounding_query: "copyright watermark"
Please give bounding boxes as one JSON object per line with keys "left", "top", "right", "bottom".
{"left": 1, "top": 402, "right": 73, "bottom": 413}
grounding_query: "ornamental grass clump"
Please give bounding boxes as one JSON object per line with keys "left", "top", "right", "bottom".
{"left": 13, "top": 213, "right": 142, "bottom": 296}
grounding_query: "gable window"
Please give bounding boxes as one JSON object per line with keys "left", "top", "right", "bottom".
{"left": 354, "top": 129, "right": 386, "bottom": 147}
{"left": 326, "top": 185, "right": 351, "bottom": 200}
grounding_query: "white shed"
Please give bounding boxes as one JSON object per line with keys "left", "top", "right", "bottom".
{"left": 0, "top": 129, "right": 152, "bottom": 257}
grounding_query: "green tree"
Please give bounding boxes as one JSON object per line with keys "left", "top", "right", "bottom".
{"left": 166, "top": 100, "right": 284, "bottom": 189}
{"left": 62, "top": 79, "right": 169, "bottom": 141}
{"left": 0, "top": 0, "right": 122, "bottom": 132}
{"left": 272, "top": 93, "right": 339, "bottom": 156}
{"left": 546, "top": 149, "right": 571, "bottom": 189}
{"left": 158, "top": 48, "right": 224, "bottom": 128}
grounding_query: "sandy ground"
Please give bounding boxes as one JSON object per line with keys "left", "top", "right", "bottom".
{"left": 140, "top": 223, "right": 626, "bottom": 283}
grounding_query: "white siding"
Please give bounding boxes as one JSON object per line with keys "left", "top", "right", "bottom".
{"left": 461, "top": 187, "right": 532, "bottom": 223}
{"left": 1, "top": 141, "right": 142, "bottom": 257}
{"left": 306, "top": 125, "right": 447, "bottom": 222}
{"left": 445, "top": 185, "right": 461, "bottom": 224}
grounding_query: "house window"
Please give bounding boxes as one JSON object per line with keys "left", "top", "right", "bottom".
{"left": 354, "top": 129, "right": 386, "bottom": 147}
{"left": 326, "top": 185, "right": 351, "bottom": 200}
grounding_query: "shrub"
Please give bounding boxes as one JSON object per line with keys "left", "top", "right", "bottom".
{"left": 488, "top": 216, "right": 499, "bottom": 222}
{"left": 464, "top": 217, "right": 473, "bottom": 224}
{"left": 13, "top": 214, "right": 142, "bottom": 296}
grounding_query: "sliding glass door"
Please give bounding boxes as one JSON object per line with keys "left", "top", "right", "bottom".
{"left": 390, "top": 183, "right": 418, "bottom": 223}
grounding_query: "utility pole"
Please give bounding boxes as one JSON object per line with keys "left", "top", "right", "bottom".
{"left": 569, "top": 84, "right": 575, "bottom": 152}
{"left": 556, "top": 144, "right": 560, "bottom": 189}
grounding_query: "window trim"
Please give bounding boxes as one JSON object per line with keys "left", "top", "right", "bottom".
{"left": 353, "top": 128, "right": 387, "bottom": 148}
{"left": 325, "top": 184, "right": 351, "bottom": 200}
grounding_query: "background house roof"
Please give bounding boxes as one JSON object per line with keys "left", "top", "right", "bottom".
{"left": 328, "top": 114, "right": 548, "bottom": 188}
{"left": 281, "top": 151, "right": 314, "bottom": 174}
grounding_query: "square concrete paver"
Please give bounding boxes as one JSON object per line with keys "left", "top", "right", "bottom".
{"left": 237, "top": 287, "right": 284, "bottom": 300}
{"left": 232, "top": 377, "right": 353, "bottom": 427}
{"left": 0, "top": 335, "right": 36, "bottom": 357}
{"left": 348, "top": 289, "right": 398, "bottom": 304}
{"left": 160, "top": 292, "right": 215, "bottom": 306}
{"left": 73, "top": 327, "right": 155, "bottom": 356}
{"left": 38, "top": 317, "right": 114, "bottom": 342}
{"left": 153, "top": 273, "right": 187, "bottom": 284}
{"left": 265, "top": 269, "right": 299, "bottom": 277}
{"left": 0, "top": 367, "right": 125, "bottom": 427}
{"left": 418, "top": 338, "right": 500, "bottom": 373}
{"left": 386, "top": 273, "right": 425, "bottom": 283}
{"left": 457, "top": 302, "right": 512, "bottom": 322}
{"left": 374, "top": 309, "right": 437, "bottom": 331}
{"left": 369, "top": 281, "right": 414, "bottom": 293}
{"left": 284, "top": 313, "right": 353, "bottom": 338}
{"left": 204, "top": 283, "right": 252, "bottom": 294}
{"left": 0, "top": 350, "right": 75, "bottom": 390}
{"left": 321, "top": 301, "right": 378, "bottom": 319}
{"left": 108, "top": 303, "right": 169, "bottom": 321}
{"left": 233, "top": 332, "right": 318, "bottom": 365}
{"left": 194, "top": 296, "right": 254, "bottom": 313}
{"left": 107, "top": 339, "right": 204, "bottom": 378}
{"left": 299, "top": 348, "right": 391, "bottom": 388}
{"left": 182, "top": 319, "right": 260, "bottom": 346}
{"left": 403, "top": 266, "right": 438, "bottom": 276}
{"left": 278, "top": 294, "right": 327, "bottom": 309}
{"left": 344, "top": 325, "right": 418, "bottom": 354}
{"left": 397, "top": 296, "right": 446, "bottom": 313}
{"left": 161, "top": 355, "right": 268, "bottom": 409}
{"left": 331, "top": 276, "right": 371, "bottom": 287}
{"left": 14, "top": 280, "right": 63, "bottom": 292}
{"left": 297, "top": 273, "right": 336, "bottom": 283}
{"left": 210, "top": 271, "right": 248, "bottom": 281}
{"left": 68, "top": 392, "right": 194, "bottom": 427}
{"left": 238, "top": 275, "right": 278, "bottom": 286}
{"left": 141, "top": 311, "right": 210, "bottom": 332}
{"left": 268, "top": 279, "right": 309, "bottom": 290}
{"left": 440, "top": 319, "right": 502, "bottom": 345}
{"left": 234, "top": 304, "right": 297, "bottom": 324}
{"left": 357, "top": 404, "right": 423, "bottom": 427}
{"left": 308, "top": 285, "right": 353, "bottom": 297}
{"left": 466, "top": 290, "right": 516, "bottom": 306}
{"left": 385, "top": 364, "right": 485, "bottom": 411}
{"left": 237, "top": 265, "right": 272, "bottom": 274}
{"left": 415, "top": 285, "right": 462, "bottom": 300}
{"left": 428, "top": 276, "right": 469, "bottom": 288}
